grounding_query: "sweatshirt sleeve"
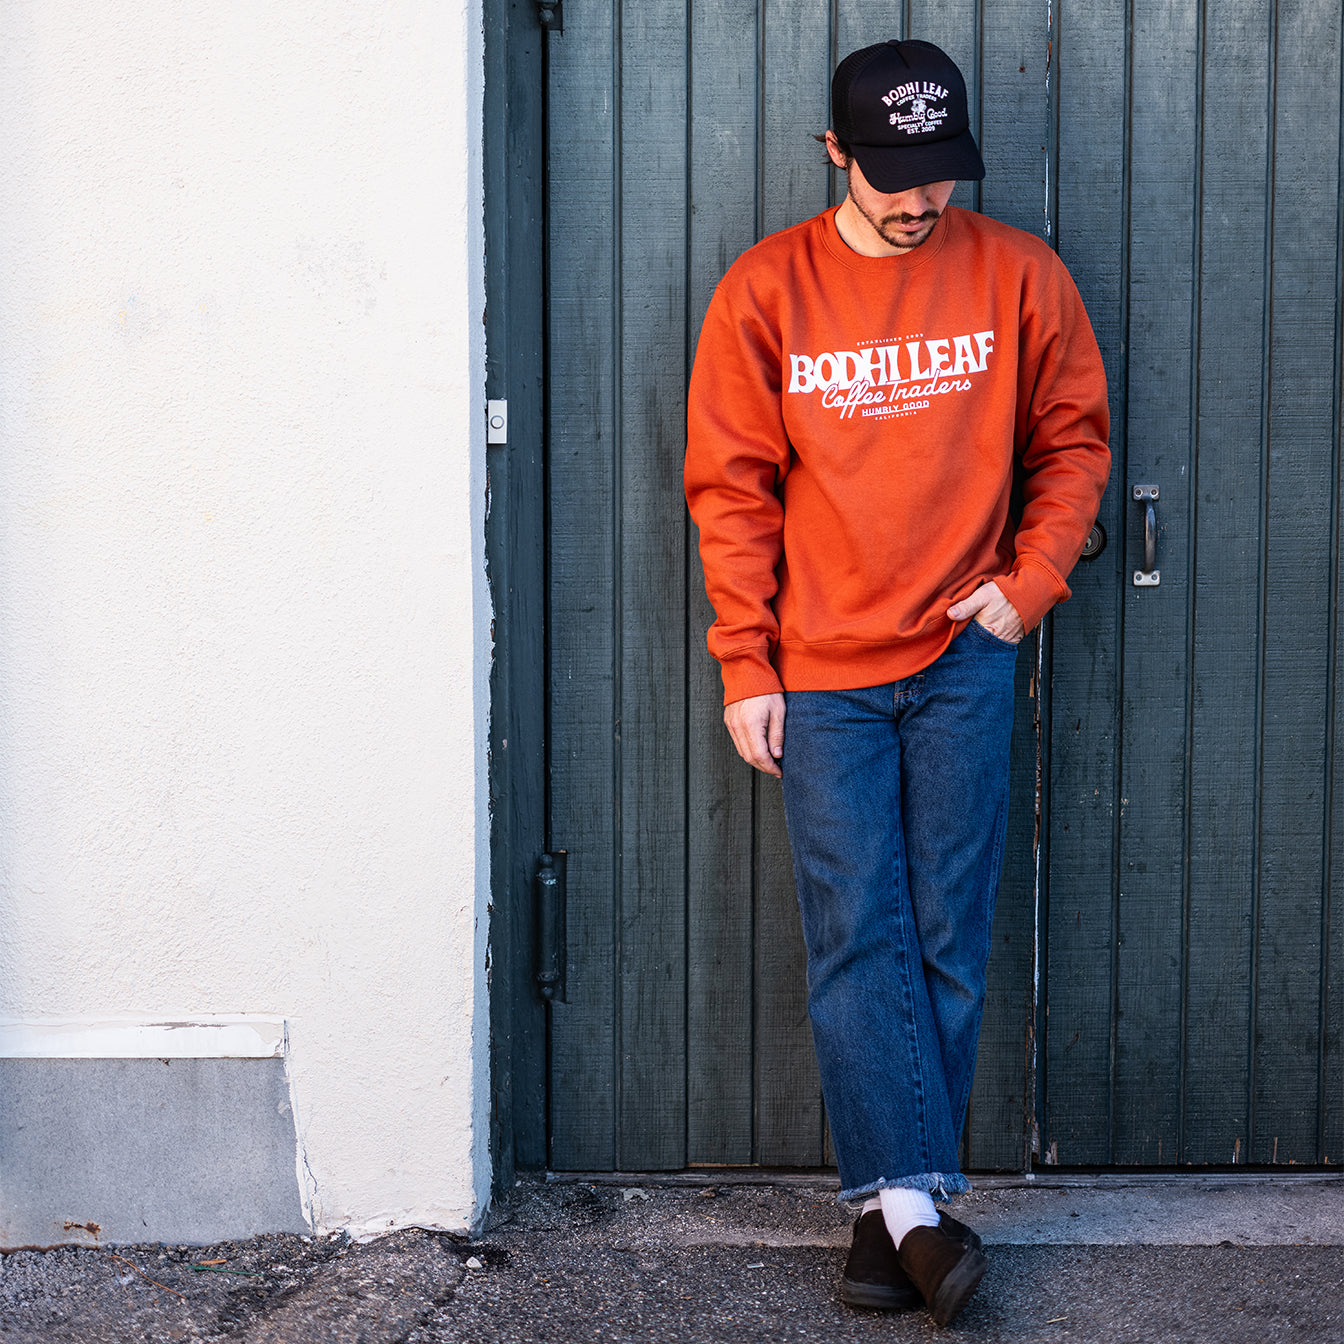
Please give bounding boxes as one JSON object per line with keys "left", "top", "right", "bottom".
{"left": 996, "top": 253, "right": 1112, "bottom": 630}
{"left": 684, "top": 273, "right": 792, "bottom": 704}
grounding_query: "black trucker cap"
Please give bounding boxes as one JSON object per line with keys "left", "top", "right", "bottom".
{"left": 832, "top": 39, "right": 985, "bottom": 193}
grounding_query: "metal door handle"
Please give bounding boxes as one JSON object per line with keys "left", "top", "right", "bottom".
{"left": 1132, "top": 484, "right": 1159, "bottom": 586}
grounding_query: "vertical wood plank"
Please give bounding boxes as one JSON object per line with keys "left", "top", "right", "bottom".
{"left": 979, "top": 0, "right": 1047, "bottom": 238}
{"left": 1329, "top": 19, "right": 1344, "bottom": 1165}
{"left": 546, "top": 0, "right": 619, "bottom": 1171}
{"left": 1180, "top": 0, "right": 1270, "bottom": 1166}
{"left": 685, "top": 0, "right": 761, "bottom": 1167}
{"left": 1044, "top": 0, "right": 1126, "bottom": 1167}
{"left": 761, "top": 0, "right": 832, "bottom": 237}
{"left": 967, "top": 656, "right": 1038, "bottom": 1169}
{"left": 1252, "top": 0, "right": 1342, "bottom": 1165}
{"left": 1111, "top": 0, "right": 1199, "bottom": 1166}
{"left": 1329, "top": 18, "right": 1344, "bottom": 1156}
{"left": 754, "top": 779, "right": 824, "bottom": 1164}
{"left": 615, "top": 0, "right": 691, "bottom": 1171}
{"left": 835, "top": 0, "right": 903, "bottom": 69}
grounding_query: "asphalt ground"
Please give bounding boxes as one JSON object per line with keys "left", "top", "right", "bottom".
{"left": 2, "top": 1177, "right": 1342, "bottom": 1342}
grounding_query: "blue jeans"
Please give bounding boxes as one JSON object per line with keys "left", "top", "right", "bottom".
{"left": 780, "top": 622, "right": 1019, "bottom": 1202}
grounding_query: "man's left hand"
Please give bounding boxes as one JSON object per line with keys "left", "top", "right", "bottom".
{"left": 947, "top": 581, "right": 1026, "bottom": 644}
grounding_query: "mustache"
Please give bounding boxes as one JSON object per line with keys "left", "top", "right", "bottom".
{"left": 886, "top": 210, "right": 942, "bottom": 225}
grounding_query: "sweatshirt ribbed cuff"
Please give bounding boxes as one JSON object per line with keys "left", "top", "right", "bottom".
{"left": 720, "top": 654, "right": 784, "bottom": 706}
{"left": 997, "top": 559, "right": 1070, "bottom": 631}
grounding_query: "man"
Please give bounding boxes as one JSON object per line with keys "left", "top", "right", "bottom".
{"left": 684, "top": 39, "right": 1110, "bottom": 1328}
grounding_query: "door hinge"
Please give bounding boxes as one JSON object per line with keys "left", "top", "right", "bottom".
{"left": 535, "top": 0, "right": 563, "bottom": 32}
{"left": 535, "top": 850, "right": 567, "bottom": 1002}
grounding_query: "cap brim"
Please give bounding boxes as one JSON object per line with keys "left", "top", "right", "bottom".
{"left": 849, "top": 129, "right": 986, "bottom": 194}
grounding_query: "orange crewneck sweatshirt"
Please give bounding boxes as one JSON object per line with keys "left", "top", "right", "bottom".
{"left": 685, "top": 204, "right": 1111, "bottom": 704}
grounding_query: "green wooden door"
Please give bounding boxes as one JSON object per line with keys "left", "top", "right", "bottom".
{"left": 1043, "top": 0, "right": 1344, "bottom": 1167}
{"left": 541, "top": 0, "right": 1344, "bottom": 1173}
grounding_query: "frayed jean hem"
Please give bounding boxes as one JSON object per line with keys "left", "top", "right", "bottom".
{"left": 838, "top": 1171, "right": 972, "bottom": 1205}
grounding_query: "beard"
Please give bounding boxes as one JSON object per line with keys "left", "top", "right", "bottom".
{"left": 857, "top": 201, "right": 941, "bottom": 249}
{"left": 846, "top": 167, "right": 943, "bottom": 250}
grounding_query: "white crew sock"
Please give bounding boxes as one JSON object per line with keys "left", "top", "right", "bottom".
{"left": 877, "top": 1186, "right": 941, "bottom": 1249}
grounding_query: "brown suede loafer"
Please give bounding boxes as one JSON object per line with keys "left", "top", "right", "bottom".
{"left": 839, "top": 1210, "right": 983, "bottom": 1311}
{"left": 939, "top": 1209, "right": 984, "bottom": 1252}
{"left": 896, "top": 1222, "right": 988, "bottom": 1327}
{"left": 839, "top": 1210, "right": 921, "bottom": 1310}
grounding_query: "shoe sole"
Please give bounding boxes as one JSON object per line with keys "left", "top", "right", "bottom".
{"left": 839, "top": 1276, "right": 921, "bottom": 1312}
{"left": 930, "top": 1247, "right": 987, "bottom": 1327}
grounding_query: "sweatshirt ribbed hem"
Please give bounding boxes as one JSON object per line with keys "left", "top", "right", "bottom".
{"left": 772, "top": 624, "right": 957, "bottom": 694}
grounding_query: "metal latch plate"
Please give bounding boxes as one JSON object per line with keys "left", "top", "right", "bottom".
{"left": 487, "top": 399, "right": 508, "bottom": 445}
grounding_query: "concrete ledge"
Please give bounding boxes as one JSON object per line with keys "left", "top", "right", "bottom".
{"left": 0, "top": 1058, "right": 308, "bottom": 1249}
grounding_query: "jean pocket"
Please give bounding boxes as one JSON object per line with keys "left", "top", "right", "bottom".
{"left": 964, "top": 619, "right": 1023, "bottom": 652}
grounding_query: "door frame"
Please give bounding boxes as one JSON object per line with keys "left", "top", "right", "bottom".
{"left": 483, "top": 0, "right": 550, "bottom": 1194}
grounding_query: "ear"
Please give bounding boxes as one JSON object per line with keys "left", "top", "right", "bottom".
{"left": 823, "top": 130, "right": 848, "bottom": 170}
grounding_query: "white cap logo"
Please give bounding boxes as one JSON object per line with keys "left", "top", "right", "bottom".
{"left": 881, "top": 81, "right": 950, "bottom": 134}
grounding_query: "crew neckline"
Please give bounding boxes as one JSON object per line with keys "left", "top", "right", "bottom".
{"left": 819, "top": 203, "right": 954, "bottom": 273}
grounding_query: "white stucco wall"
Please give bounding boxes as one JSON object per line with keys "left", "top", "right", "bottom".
{"left": 0, "top": 2, "right": 490, "bottom": 1234}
